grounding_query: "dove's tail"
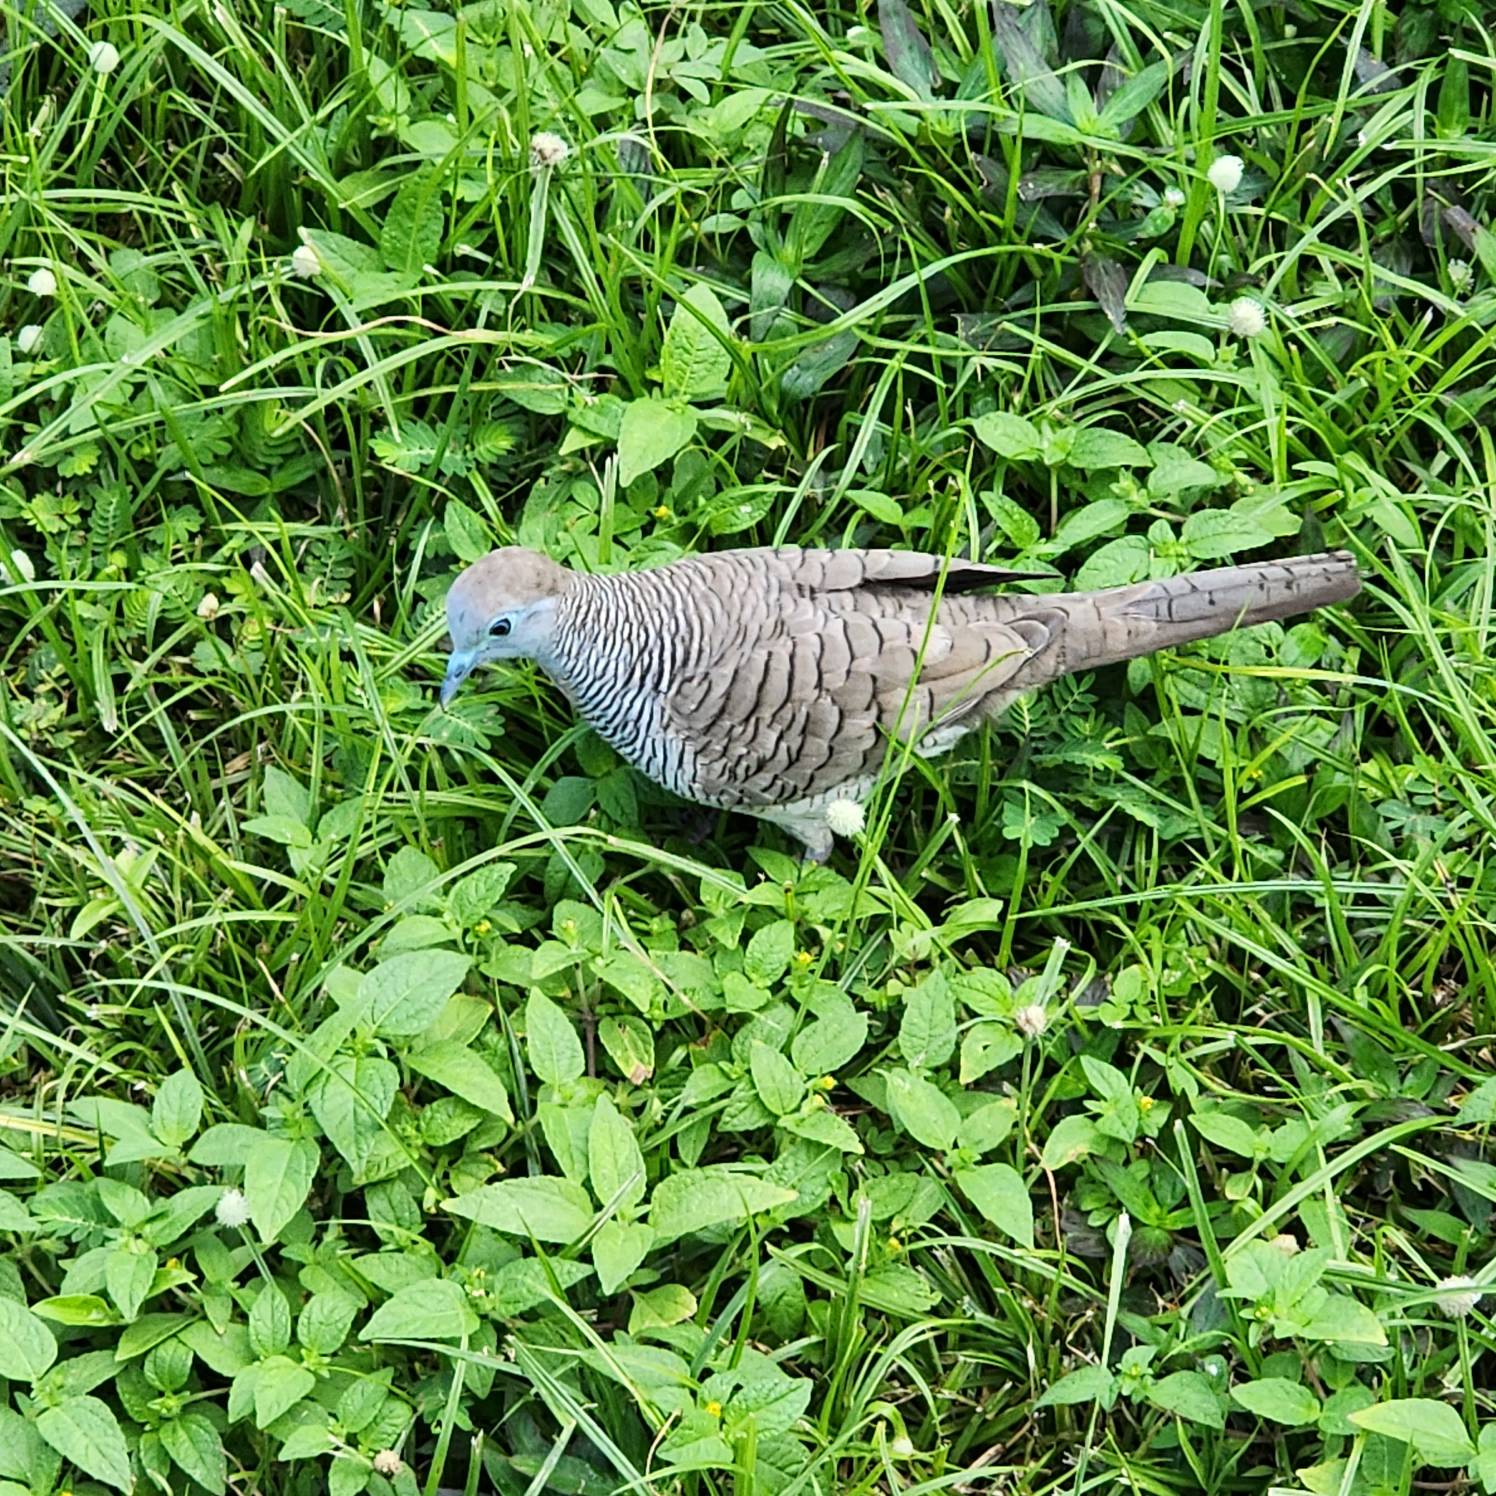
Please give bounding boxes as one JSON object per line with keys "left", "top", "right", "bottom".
{"left": 1014, "top": 550, "right": 1362, "bottom": 679}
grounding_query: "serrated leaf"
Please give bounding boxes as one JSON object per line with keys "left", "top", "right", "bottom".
{"left": 648, "top": 1167, "right": 797, "bottom": 1242}
{"left": 309, "top": 1054, "right": 398, "bottom": 1172}
{"left": 592, "top": 1219, "right": 652, "bottom": 1295}
{"left": 444, "top": 1176, "right": 594, "bottom": 1243}
{"left": 379, "top": 169, "right": 444, "bottom": 273}
{"left": 588, "top": 1095, "right": 646, "bottom": 1211}
{"left": 407, "top": 1041, "right": 512, "bottom": 1121}
{"left": 1147, "top": 1370, "right": 1225, "bottom": 1428}
{"left": 1039, "top": 1113, "right": 1101, "bottom": 1169}
{"left": 618, "top": 398, "right": 697, "bottom": 488}
{"left": 1348, "top": 1399, "right": 1475, "bottom": 1466}
{"left": 1068, "top": 427, "right": 1149, "bottom": 470}
{"left": 744, "top": 920, "right": 794, "bottom": 986}
{"left": 160, "top": 1412, "right": 227, "bottom": 1496}
{"left": 973, "top": 411, "right": 1042, "bottom": 460}
{"left": 0, "top": 1296, "right": 57, "bottom": 1379}
{"left": 955, "top": 1163, "right": 1033, "bottom": 1248}
{"left": 37, "top": 1396, "right": 132, "bottom": 1491}
{"left": 362, "top": 1277, "right": 479, "bottom": 1341}
{"left": 526, "top": 991, "right": 585, "bottom": 1085}
{"left": 151, "top": 1068, "right": 203, "bottom": 1149}
{"left": 1231, "top": 1377, "right": 1320, "bottom": 1426}
{"left": 244, "top": 1136, "right": 318, "bottom": 1244}
{"left": 883, "top": 1067, "right": 959, "bottom": 1150}
{"left": 359, "top": 949, "right": 471, "bottom": 1036}
{"left": 1036, "top": 1364, "right": 1118, "bottom": 1409}
{"left": 660, "top": 283, "right": 733, "bottom": 401}
{"left": 791, "top": 1004, "right": 867, "bottom": 1075}
{"left": 750, "top": 1042, "right": 803, "bottom": 1116}
{"left": 897, "top": 972, "right": 956, "bottom": 1069}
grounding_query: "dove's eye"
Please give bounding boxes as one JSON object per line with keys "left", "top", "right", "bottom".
{"left": 489, "top": 618, "right": 512, "bottom": 638}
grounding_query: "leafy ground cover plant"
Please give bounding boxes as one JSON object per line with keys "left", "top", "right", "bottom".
{"left": 2, "top": 0, "right": 1496, "bottom": 1493}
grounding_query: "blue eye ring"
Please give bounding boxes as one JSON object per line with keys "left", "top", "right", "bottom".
{"left": 489, "top": 618, "right": 511, "bottom": 638}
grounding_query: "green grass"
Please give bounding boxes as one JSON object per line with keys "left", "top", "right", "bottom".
{"left": 2, "top": 0, "right": 1496, "bottom": 1494}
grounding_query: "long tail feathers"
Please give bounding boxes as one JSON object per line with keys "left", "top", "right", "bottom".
{"left": 1031, "top": 550, "right": 1361, "bottom": 677}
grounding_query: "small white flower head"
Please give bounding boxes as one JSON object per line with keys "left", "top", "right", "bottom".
{"left": 529, "top": 131, "right": 570, "bottom": 171}
{"left": 27, "top": 267, "right": 57, "bottom": 298}
{"left": 1163, "top": 186, "right": 1187, "bottom": 208}
{"left": 824, "top": 798, "right": 865, "bottom": 838}
{"left": 1226, "top": 296, "right": 1268, "bottom": 339}
{"left": 16, "top": 324, "right": 44, "bottom": 355}
{"left": 1434, "top": 1275, "right": 1485, "bottom": 1318}
{"left": 1014, "top": 1003, "right": 1048, "bottom": 1039}
{"left": 1269, "top": 1232, "right": 1301, "bottom": 1255}
{"left": 372, "top": 1450, "right": 404, "bottom": 1476}
{"left": 889, "top": 1435, "right": 915, "bottom": 1458}
{"left": 290, "top": 242, "right": 321, "bottom": 279}
{"left": 215, "top": 1187, "right": 251, "bottom": 1229}
{"left": 88, "top": 40, "right": 120, "bottom": 74}
{"left": 1449, "top": 258, "right": 1473, "bottom": 293}
{"left": 196, "top": 592, "right": 220, "bottom": 621}
{"left": 1207, "top": 154, "right": 1244, "bottom": 193}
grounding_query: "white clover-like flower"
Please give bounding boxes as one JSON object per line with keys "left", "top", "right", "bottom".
{"left": 1014, "top": 1003, "right": 1048, "bottom": 1039}
{"left": 215, "top": 1187, "right": 251, "bottom": 1229}
{"left": 1449, "top": 258, "right": 1473, "bottom": 293}
{"left": 196, "top": 592, "right": 220, "bottom": 621}
{"left": 372, "top": 1450, "right": 404, "bottom": 1476}
{"left": 1163, "top": 186, "right": 1186, "bottom": 208}
{"left": 16, "top": 324, "right": 43, "bottom": 354}
{"left": 290, "top": 242, "right": 321, "bottom": 279}
{"left": 1434, "top": 1275, "right": 1485, "bottom": 1318}
{"left": 889, "top": 1435, "right": 915, "bottom": 1458}
{"left": 530, "top": 131, "right": 570, "bottom": 171}
{"left": 88, "top": 40, "right": 120, "bottom": 73}
{"left": 1226, "top": 296, "right": 1267, "bottom": 338}
{"left": 824, "top": 798, "right": 865, "bottom": 837}
{"left": 27, "top": 267, "right": 57, "bottom": 297}
{"left": 1207, "top": 154, "right": 1244, "bottom": 193}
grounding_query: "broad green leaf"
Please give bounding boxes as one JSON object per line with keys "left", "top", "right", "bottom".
{"left": 36, "top": 1396, "right": 132, "bottom": 1491}
{"left": 1349, "top": 1399, "right": 1475, "bottom": 1466}
{"left": 105, "top": 1243, "right": 157, "bottom": 1321}
{"left": 959, "top": 1022, "right": 1021, "bottom": 1084}
{"left": 244, "top": 1136, "right": 319, "bottom": 1244}
{"left": 151, "top": 1068, "right": 203, "bottom": 1148}
{"left": 790, "top": 1004, "right": 867, "bottom": 1075}
{"left": 1189, "top": 1111, "right": 1261, "bottom": 1158}
{"left": 877, "top": 0, "right": 936, "bottom": 96}
{"left": 781, "top": 1106, "right": 863, "bottom": 1154}
{"left": 1181, "top": 507, "right": 1273, "bottom": 560}
{"left": 750, "top": 1042, "right": 803, "bottom": 1116}
{"left": 0, "top": 1296, "right": 57, "bottom": 1380}
{"left": 309, "top": 1054, "right": 398, "bottom": 1172}
{"left": 1051, "top": 498, "right": 1129, "bottom": 552}
{"left": 1299, "top": 1290, "right": 1387, "bottom": 1345}
{"left": 1231, "top": 1377, "right": 1320, "bottom": 1426}
{"left": 588, "top": 1095, "right": 646, "bottom": 1211}
{"left": 443, "top": 498, "right": 489, "bottom": 565}
{"left": 898, "top": 971, "right": 956, "bottom": 1069}
{"left": 1067, "top": 427, "right": 1150, "bottom": 470}
{"left": 1097, "top": 60, "right": 1172, "bottom": 128}
{"left": 1147, "top": 1370, "right": 1225, "bottom": 1429}
{"left": 379, "top": 168, "right": 443, "bottom": 273}
{"left": 359, "top": 950, "right": 471, "bottom": 1036}
{"left": 744, "top": 920, "right": 794, "bottom": 986}
{"left": 618, "top": 397, "right": 697, "bottom": 487}
{"left": 248, "top": 1283, "right": 292, "bottom": 1360}
{"left": 362, "top": 1277, "right": 479, "bottom": 1341}
{"left": 648, "top": 1167, "right": 797, "bottom": 1242}
{"left": 444, "top": 1176, "right": 594, "bottom": 1243}
{"left": 1036, "top": 1364, "right": 1118, "bottom": 1409}
{"left": 660, "top": 282, "right": 733, "bottom": 401}
{"left": 1040, "top": 1113, "right": 1102, "bottom": 1169}
{"left": 592, "top": 1219, "right": 653, "bottom": 1295}
{"left": 297, "top": 1289, "right": 360, "bottom": 1355}
{"left": 955, "top": 1163, "right": 1034, "bottom": 1248}
{"left": 883, "top": 1067, "right": 959, "bottom": 1151}
{"left": 0, "top": 1189, "right": 32, "bottom": 1231}
{"left": 407, "top": 1041, "right": 513, "bottom": 1122}
{"left": 160, "top": 1412, "right": 227, "bottom": 1496}
{"left": 526, "top": 991, "right": 585, "bottom": 1085}
{"left": 489, "top": 1257, "right": 594, "bottom": 1317}
{"left": 252, "top": 1357, "right": 316, "bottom": 1429}
{"left": 599, "top": 1015, "right": 655, "bottom": 1083}
{"left": 973, "top": 411, "right": 1042, "bottom": 460}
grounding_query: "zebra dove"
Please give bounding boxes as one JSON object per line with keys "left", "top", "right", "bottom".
{"left": 441, "top": 546, "right": 1361, "bottom": 859}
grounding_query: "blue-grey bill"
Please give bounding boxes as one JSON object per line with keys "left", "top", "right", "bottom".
{"left": 440, "top": 653, "right": 474, "bottom": 707}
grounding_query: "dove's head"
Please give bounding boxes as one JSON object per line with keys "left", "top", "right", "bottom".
{"left": 441, "top": 547, "right": 575, "bottom": 706}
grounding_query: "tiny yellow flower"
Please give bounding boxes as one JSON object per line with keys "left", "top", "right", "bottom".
{"left": 1137, "top": 1094, "right": 1155, "bottom": 1113}
{"left": 818, "top": 1075, "right": 836, "bottom": 1091}
{"left": 652, "top": 505, "right": 671, "bottom": 520}
{"left": 794, "top": 950, "right": 813, "bottom": 968}
{"left": 705, "top": 1399, "right": 723, "bottom": 1418}
{"left": 474, "top": 918, "right": 492, "bottom": 936}
{"left": 887, "top": 1235, "right": 902, "bottom": 1254}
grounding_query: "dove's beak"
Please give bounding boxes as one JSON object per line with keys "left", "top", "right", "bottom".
{"left": 440, "top": 650, "right": 475, "bottom": 708}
